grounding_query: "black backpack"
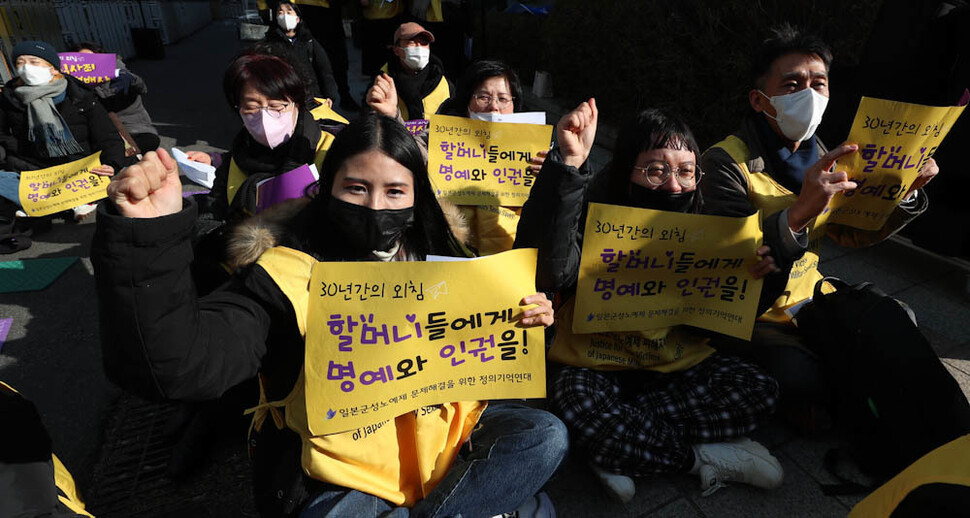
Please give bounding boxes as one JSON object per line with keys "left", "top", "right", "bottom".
{"left": 796, "top": 277, "right": 970, "bottom": 482}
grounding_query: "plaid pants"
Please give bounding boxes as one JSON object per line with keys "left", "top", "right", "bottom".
{"left": 552, "top": 353, "right": 779, "bottom": 476}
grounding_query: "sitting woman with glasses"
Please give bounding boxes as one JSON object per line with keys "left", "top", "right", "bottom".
{"left": 186, "top": 51, "right": 342, "bottom": 293}
{"left": 515, "top": 101, "right": 786, "bottom": 502}
{"left": 367, "top": 59, "right": 548, "bottom": 255}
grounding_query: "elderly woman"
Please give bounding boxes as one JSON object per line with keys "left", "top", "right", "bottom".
{"left": 516, "top": 101, "right": 784, "bottom": 501}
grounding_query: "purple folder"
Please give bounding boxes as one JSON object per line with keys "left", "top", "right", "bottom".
{"left": 255, "top": 164, "right": 318, "bottom": 213}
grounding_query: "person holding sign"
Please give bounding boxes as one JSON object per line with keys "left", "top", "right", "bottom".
{"left": 72, "top": 42, "right": 160, "bottom": 154}
{"left": 94, "top": 114, "right": 566, "bottom": 517}
{"left": 368, "top": 59, "right": 548, "bottom": 255}
{"left": 516, "top": 101, "right": 783, "bottom": 502}
{"left": 700, "top": 26, "right": 939, "bottom": 412}
{"left": 262, "top": 1, "right": 340, "bottom": 105}
{"left": 0, "top": 41, "right": 124, "bottom": 235}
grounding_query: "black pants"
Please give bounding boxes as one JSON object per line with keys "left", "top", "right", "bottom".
{"left": 299, "top": 4, "right": 352, "bottom": 98}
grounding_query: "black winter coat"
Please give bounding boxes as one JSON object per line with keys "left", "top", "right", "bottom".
{"left": 264, "top": 24, "right": 339, "bottom": 103}
{"left": 0, "top": 75, "right": 126, "bottom": 171}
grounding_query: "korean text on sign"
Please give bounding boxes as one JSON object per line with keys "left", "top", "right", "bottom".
{"left": 304, "top": 248, "right": 546, "bottom": 435}
{"left": 18, "top": 152, "right": 107, "bottom": 217}
{"left": 427, "top": 114, "right": 552, "bottom": 207}
{"left": 574, "top": 203, "right": 764, "bottom": 340}
{"left": 58, "top": 52, "right": 117, "bottom": 84}
{"left": 827, "top": 96, "right": 965, "bottom": 230}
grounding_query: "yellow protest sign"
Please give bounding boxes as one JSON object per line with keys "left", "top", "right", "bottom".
{"left": 310, "top": 98, "right": 350, "bottom": 124}
{"left": 574, "top": 203, "right": 764, "bottom": 340}
{"left": 304, "top": 248, "right": 546, "bottom": 435}
{"left": 18, "top": 153, "right": 107, "bottom": 217}
{"left": 427, "top": 114, "right": 552, "bottom": 206}
{"left": 828, "top": 96, "right": 965, "bottom": 230}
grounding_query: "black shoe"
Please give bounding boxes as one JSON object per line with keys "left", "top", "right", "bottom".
{"left": 0, "top": 235, "right": 31, "bottom": 254}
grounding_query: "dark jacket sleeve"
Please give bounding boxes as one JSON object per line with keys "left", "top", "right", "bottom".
{"left": 513, "top": 150, "right": 593, "bottom": 292}
{"left": 92, "top": 198, "right": 276, "bottom": 401}
{"left": 310, "top": 40, "right": 339, "bottom": 100}
{"left": 700, "top": 146, "right": 807, "bottom": 270}
{"left": 83, "top": 97, "right": 127, "bottom": 171}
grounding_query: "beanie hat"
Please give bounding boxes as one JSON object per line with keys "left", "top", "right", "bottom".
{"left": 11, "top": 40, "right": 60, "bottom": 69}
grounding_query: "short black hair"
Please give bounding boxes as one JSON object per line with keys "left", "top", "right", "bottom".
{"left": 222, "top": 50, "right": 306, "bottom": 109}
{"left": 753, "top": 24, "right": 833, "bottom": 88}
{"left": 439, "top": 60, "right": 523, "bottom": 115}
{"left": 595, "top": 108, "right": 701, "bottom": 208}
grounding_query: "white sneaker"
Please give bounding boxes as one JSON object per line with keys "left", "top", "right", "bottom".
{"left": 692, "top": 438, "right": 784, "bottom": 496}
{"left": 72, "top": 203, "right": 97, "bottom": 221}
{"left": 492, "top": 491, "right": 556, "bottom": 518}
{"left": 590, "top": 464, "right": 636, "bottom": 503}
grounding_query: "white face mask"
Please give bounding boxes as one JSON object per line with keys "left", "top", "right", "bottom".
{"left": 402, "top": 46, "right": 430, "bottom": 71}
{"left": 760, "top": 88, "right": 829, "bottom": 142}
{"left": 277, "top": 13, "right": 298, "bottom": 31}
{"left": 16, "top": 64, "right": 53, "bottom": 86}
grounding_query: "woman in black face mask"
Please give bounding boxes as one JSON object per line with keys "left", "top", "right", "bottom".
{"left": 93, "top": 113, "right": 567, "bottom": 518}
{"left": 515, "top": 101, "right": 785, "bottom": 502}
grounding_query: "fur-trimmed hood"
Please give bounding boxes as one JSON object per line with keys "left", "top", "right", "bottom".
{"left": 226, "top": 198, "right": 471, "bottom": 271}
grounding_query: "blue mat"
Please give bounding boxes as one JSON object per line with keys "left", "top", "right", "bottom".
{"left": 0, "top": 257, "right": 79, "bottom": 293}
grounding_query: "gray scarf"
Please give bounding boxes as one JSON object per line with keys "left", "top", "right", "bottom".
{"left": 12, "top": 78, "right": 84, "bottom": 158}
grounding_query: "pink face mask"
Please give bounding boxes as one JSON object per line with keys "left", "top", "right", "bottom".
{"left": 240, "top": 108, "right": 295, "bottom": 149}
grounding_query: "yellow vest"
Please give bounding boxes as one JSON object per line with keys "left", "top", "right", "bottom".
{"left": 850, "top": 435, "right": 970, "bottom": 518}
{"left": 710, "top": 135, "right": 831, "bottom": 323}
{"left": 0, "top": 382, "right": 95, "bottom": 517}
{"left": 548, "top": 297, "right": 714, "bottom": 373}
{"left": 380, "top": 63, "right": 452, "bottom": 121}
{"left": 363, "top": 0, "right": 403, "bottom": 19}
{"left": 426, "top": 0, "right": 444, "bottom": 22}
{"left": 247, "top": 247, "right": 486, "bottom": 507}
{"left": 226, "top": 130, "right": 335, "bottom": 208}
{"left": 456, "top": 205, "right": 520, "bottom": 256}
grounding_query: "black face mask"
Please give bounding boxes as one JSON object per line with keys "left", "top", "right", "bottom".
{"left": 325, "top": 196, "right": 415, "bottom": 253}
{"left": 628, "top": 183, "right": 696, "bottom": 213}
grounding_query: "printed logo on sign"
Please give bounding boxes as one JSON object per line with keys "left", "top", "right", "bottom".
{"left": 428, "top": 281, "right": 448, "bottom": 300}
{"left": 326, "top": 409, "right": 336, "bottom": 419}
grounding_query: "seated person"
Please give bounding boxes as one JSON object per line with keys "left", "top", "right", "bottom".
{"left": 73, "top": 42, "right": 160, "bottom": 154}
{"left": 0, "top": 40, "right": 123, "bottom": 250}
{"left": 93, "top": 113, "right": 566, "bottom": 517}
{"left": 262, "top": 1, "right": 339, "bottom": 105}
{"left": 371, "top": 21, "right": 453, "bottom": 121}
{"left": 368, "top": 59, "right": 546, "bottom": 255}
{"left": 515, "top": 100, "right": 784, "bottom": 501}
{"left": 700, "top": 25, "right": 939, "bottom": 413}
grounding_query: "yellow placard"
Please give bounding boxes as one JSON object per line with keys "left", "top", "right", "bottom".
{"left": 304, "top": 248, "right": 546, "bottom": 435}
{"left": 427, "top": 114, "right": 552, "bottom": 207}
{"left": 827, "top": 96, "right": 965, "bottom": 230}
{"left": 18, "top": 153, "right": 107, "bottom": 217}
{"left": 310, "top": 98, "right": 350, "bottom": 124}
{"left": 574, "top": 203, "right": 764, "bottom": 340}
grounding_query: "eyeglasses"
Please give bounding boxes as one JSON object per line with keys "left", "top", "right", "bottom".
{"left": 238, "top": 101, "right": 292, "bottom": 118}
{"left": 632, "top": 161, "right": 703, "bottom": 188}
{"left": 472, "top": 93, "right": 515, "bottom": 108}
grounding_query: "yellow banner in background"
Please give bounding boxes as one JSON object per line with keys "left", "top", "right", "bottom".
{"left": 427, "top": 114, "right": 552, "bottom": 206}
{"left": 574, "top": 203, "right": 764, "bottom": 340}
{"left": 828, "top": 96, "right": 965, "bottom": 230}
{"left": 304, "top": 249, "right": 546, "bottom": 435}
{"left": 18, "top": 153, "right": 106, "bottom": 217}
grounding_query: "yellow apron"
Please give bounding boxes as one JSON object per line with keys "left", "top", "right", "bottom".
{"left": 548, "top": 298, "right": 714, "bottom": 373}
{"left": 711, "top": 135, "right": 831, "bottom": 323}
{"left": 363, "top": 0, "right": 403, "bottom": 20}
{"left": 248, "top": 247, "right": 486, "bottom": 507}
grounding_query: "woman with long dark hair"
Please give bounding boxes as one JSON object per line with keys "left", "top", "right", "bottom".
{"left": 94, "top": 113, "right": 566, "bottom": 517}
{"left": 516, "top": 100, "right": 784, "bottom": 502}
